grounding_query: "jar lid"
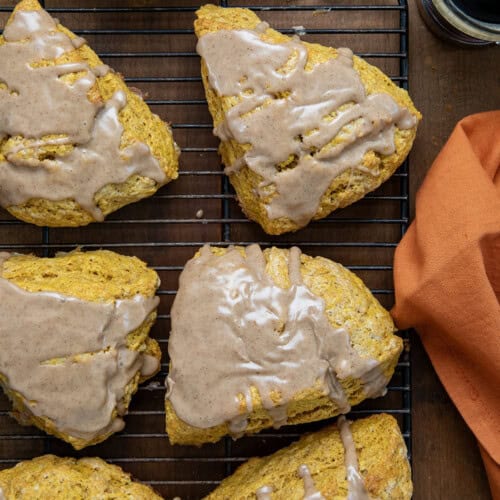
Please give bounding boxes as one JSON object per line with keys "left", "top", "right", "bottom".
{"left": 419, "top": 0, "right": 500, "bottom": 45}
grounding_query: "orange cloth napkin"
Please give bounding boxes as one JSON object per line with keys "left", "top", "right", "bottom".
{"left": 392, "top": 111, "right": 500, "bottom": 498}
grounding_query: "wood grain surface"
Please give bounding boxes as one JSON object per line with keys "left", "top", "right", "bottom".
{"left": 0, "top": 1, "right": 498, "bottom": 499}
{"left": 408, "top": 2, "right": 498, "bottom": 499}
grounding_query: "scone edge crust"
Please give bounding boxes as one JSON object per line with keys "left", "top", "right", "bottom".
{"left": 194, "top": 4, "right": 421, "bottom": 235}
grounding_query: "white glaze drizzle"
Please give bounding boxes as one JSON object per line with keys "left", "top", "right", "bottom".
{"left": 0, "top": 8, "right": 166, "bottom": 219}
{"left": 338, "top": 416, "right": 372, "bottom": 499}
{"left": 0, "top": 267, "right": 159, "bottom": 441}
{"left": 197, "top": 28, "right": 417, "bottom": 227}
{"left": 166, "top": 245, "right": 389, "bottom": 436}
{"left": 298, "top": 464, "right": 326, "bottom": 500}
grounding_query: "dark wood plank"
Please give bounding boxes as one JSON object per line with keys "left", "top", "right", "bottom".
{"left": 408, "top": 2, "right": 498, "bottom": 499}
{"left": 411, "top": 336, "right": 492, "bottom": 500}
{"left": 408, "top": 2, "right": 500, "bottom": 206}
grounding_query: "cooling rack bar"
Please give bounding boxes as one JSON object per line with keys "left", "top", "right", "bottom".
{"left": 398, "top": 0, "right": 412, "bottom": 460}
{"left": 173, "top": 170, "right": 409, "bottom": 175}
{"left": 0, "top": 2, "right": 412, "bottom": 496}
{"left": 118, "top": 408, "right": 412, "bottom": 417}
{"left": 123, "top": 76, "right": 408, "bottom": 83}
{"left": 155, "top": 288, "right": 395, "bottom": 297}
{"left": 95, "top": 51, "right": 407, "bottom": 58}
{"left": 71, "top": 28, "right": 405, "bottom": 35}
{"left": 149, "top": 264, "right": 394, "bottom": 271}
{"left": 0, "top": 242, "right": 399, "bottom": 249}
{"left": 0, "top": 6, "right": 406, "bottom": 13}
{"left": 0, "top": 218, "right": 407, "bottom": 225}
{"left": 0, "top": 408, "right": 411, "bottom": 421}
{"left": 133, "top": 385, "right": 411, "bottom": 393}
{"left": 152, "top": 194, "right": 408, "bottom": 199}
{"left": 117, "top": 360, "right": 412, "bottom": 369}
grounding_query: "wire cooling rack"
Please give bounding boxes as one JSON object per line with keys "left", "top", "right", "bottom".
{"left": 0, "top": 1, "right": 411, "bottom": 498}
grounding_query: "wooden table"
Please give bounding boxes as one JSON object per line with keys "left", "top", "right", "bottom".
{"left": 408, "top": 2, "right": 498, "bottom": 498}
{"left": 0, "top": 1, "right": 498, "bottom": 499}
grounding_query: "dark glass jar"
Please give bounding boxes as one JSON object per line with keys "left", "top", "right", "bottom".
{"left": 417, "top": 0, "right": 500, "bottom": 46}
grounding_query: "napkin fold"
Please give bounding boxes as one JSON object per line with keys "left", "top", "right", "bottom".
{"left": 392, "top": 111, "right": 500, "bottom": 498}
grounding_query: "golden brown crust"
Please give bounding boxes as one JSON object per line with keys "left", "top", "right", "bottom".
{"left": 1, "top": 0, "right": 179, "bottom": 227}
{"left": 194, "top": 5, "right": 421, "bottom": 235}
{"left": 166, "top": 247, "right": 402, "bottom": 446}
{"left": 204, "top": 414, "right": 413, "bottom": 500}
{"left": 0, "top": 455, "right": 163, "bottom": 499}
{"left": 0, "top": 249, "right": 161, "bottom": 450}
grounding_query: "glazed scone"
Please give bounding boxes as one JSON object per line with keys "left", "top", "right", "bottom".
{"left": 165, "top": 245, "right": 402, "bottom": 445}
{"left": 0, "top": 0, "right": 179, "bottom": 227}
{"left": 0, "top": 455, "right": 162, "bottom": 499}
{"left": 195, "top": 5, "right": 421, "bottom": 235}
{"left": 0, "top": 250, "right": 161, "bottom": 450}
{"left": 205, "top": 414, "right": 412, "bottom": 500}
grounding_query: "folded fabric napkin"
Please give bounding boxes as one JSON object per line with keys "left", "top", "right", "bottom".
{"left": 392, "top": 111, "right": 500, "bottom": 498}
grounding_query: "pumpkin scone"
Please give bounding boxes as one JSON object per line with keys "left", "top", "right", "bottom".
{"left": 0, "top": 455, "right": 162, "bottom": 499}
{"left": 0, "top": 250, "right": 161, "bottom": 450}
{"left": 205, "top": 414, "right": 412, "bottom": 500}
{"left": 165, "top": 245, "right": 402, "bottom": 445}
{"left": 195, "top": 5, "right": 421, "bottom": 234}
{"left": 0, "top": 0, "right": 179, "bottom": 227}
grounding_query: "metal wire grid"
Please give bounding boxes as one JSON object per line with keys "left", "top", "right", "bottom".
{"left": 0, "top": 2, "right": 411, "bottom": 498}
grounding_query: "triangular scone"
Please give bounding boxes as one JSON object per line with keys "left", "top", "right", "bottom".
{"left": 0, "top": 0, "right": 179, "bottom": 227}
{"left": 205, "top": 414, "right": 412, "bottom": 499}
{"left": 195, "top": 5, "right": 421, "bottom": 235}
{"left": 0, "top": 455, "right": 163, "bottom": 499}
{"left": 0, "top": 250, "right": 161, "bottom": 450}
{"left": 165, "top": 245, "right": 403, "bottom": 445}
